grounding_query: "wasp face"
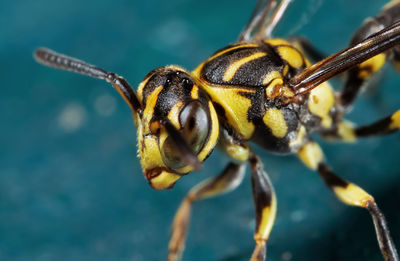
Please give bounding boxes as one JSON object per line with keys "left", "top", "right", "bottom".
{"left": 136, "top": 66, "right": 219, "bottom": 190}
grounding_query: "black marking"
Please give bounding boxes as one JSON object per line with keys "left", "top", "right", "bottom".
{"left": 201, "top": 43, "right": 285, "bottom": 88}
{"left": 317, "top": 164, "right": 348, "bottom": 189}
{"left": 355, "top": 115, "right": 395, "bottom": 137}
{"left": 212, "top": 102, "right": 227, "bottom": 121}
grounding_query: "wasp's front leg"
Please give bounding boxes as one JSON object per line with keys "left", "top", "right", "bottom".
{"left": 167, "top": 162, "right": 246, "bottom": 261}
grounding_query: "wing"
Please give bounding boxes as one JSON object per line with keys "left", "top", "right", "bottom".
{"left": 238, "top": 0, "right": 292, "bottom": 42}
{"left": 288, "top": 21, "right": 400, "bottom": 96}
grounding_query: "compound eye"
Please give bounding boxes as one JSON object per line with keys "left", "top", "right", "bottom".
{"left": 161, "top": 101, "right": 209, "bottom": 170}
{"left": 179, "top": 101, "right": 209, "bottom": 154}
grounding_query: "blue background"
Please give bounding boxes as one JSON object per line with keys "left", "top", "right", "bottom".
{"left": 1, "top": 0, "right": 399, "bottom": 260}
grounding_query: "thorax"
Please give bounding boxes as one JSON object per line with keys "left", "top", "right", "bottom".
{"left": 192, "top": 38, "right": 337, "bottom": 154}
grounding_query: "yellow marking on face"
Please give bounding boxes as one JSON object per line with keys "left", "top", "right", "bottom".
{"left": 308, "top": 82, "right": 335, "bottom": 129}
{"left": 277, "top": 46, "right": 303, "bottom": 68}
{"left": 142, "top": 86, "right": 163, "bottom": 134}
{"left": 225, "top": 143, "right": 250, "bottom": 162}
{"left": 150, "top": 170, "right": 182, "bottom": 190}
{"left": 197, "top": 101, "right": 220, "bottom": 160}
{"left": 389, "top": 110, "right": 400, "bottom": 129}
{"left": 136, "top": 76, "right": 151, "bottom": 102}
{"left": 139, "top": 133, "right": 165, "bottom": 171}
{"left": 262, "top": 71, "right": 282, "bottom": 85}
{"left": 358, "top": 53, "right": 386, "bottom": 80}
{"left": 333, "top": 184, "right": 374, "bottom": 208}
{"left": 263, "top": 108, "right": 288, "bottom": 138}
{"left": 298, "top": 142, "right": 324, "bottom": 170}
{"left": 255, "top": 195, "right": 277, "bottom": 241}
{"left": 190, "top": 85, "right": 199, "bottom": 99}
{"left": 265, "top": 38, "right": 290, "bottom": 46}
{"left": 265, "top": 78, "right": 283, "bottom": 98}
{"left": 199, "top": 86, "right": 255, "bottom": 139}
{"left": 289, "top": 125, "right": 307, "bottom": 148}
{"left": 167, "top": 101, "right": 184, "bottom": 129}
{"left": 223, "top": 52, "right": 267, "bottom": 82}
{"left": 338, "top": 121, "right": 357, "bottom": 142}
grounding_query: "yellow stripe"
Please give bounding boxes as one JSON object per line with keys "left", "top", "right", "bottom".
{"left": 197, "top": 100, "right": 220, "bottom": 161}
{"left": 308, "top": 82, "right": 335, "bottom": 129}
{"left": 223, "top": 52, "right": 267, "bottom": 82}
{"left": 389, "top": 110, "right": 400, "bottom": 130}
{"left": 298, "top": 142, "right": 324, "bottom": 170}
{"left": 190, "top": 85, "right": 199, "bottom": 99}
{"left": 262, "top": 71, "right": 281, "bottom": 85}
{"left": 225, "top": 143, "right": 250, "bottom": 162}
{"left": 263, "top": 108, "right": 288, "bottom": 138}
{"left": 337, "top": 121, "right": 357, "bottom": 142}
{"left": 199, "top": 86, "right": 255, "bottom": 140}
{"left": 276, "top": 46, "right": 303, "bottom": 68}
{"left": 149, "top": 170, "right": 182, "bottom": 190}
{"left": 333, "top": 184, "right": 374, "bottom": 207}
{"left": 207, "top": 44, "right": 259, "bottom": 62}
{"left": 357, "top": 53, "right": 386, "bottom": 80}
{"left": 265, "top": 38, "right": 290, "bottom": 46}
{"left": 142, "top": 86, "right": 163, "bottom": 134}
{"left": 136, "top": 76, "right": 151, "bottom": 102}
{"left": 167, "top": 101, "right": 184, "bottom": 129}
{"left": 255, "top": 195, "right": 277, "bottom": 241}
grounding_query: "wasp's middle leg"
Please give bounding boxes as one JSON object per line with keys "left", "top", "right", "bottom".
{"left": 248, "top": 153, "right": 277, "bottom": 261}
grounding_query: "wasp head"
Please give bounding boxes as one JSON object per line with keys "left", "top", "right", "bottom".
{"left": 135, "top": 66, "right": 219, "bottom": 190}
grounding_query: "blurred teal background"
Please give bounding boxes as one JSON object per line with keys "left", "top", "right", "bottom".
{"left": 1, "top": 0, "right": 399, "bottom": 260}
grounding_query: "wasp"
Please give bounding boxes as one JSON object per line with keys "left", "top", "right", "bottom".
{"left": 34, "top": 0, "right": 400, "bottom": 260}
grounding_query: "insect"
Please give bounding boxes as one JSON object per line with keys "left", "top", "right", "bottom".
{"left": 34, "top": 0, "right": 400, "bottom": 260}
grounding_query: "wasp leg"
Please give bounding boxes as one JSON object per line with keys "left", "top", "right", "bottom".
{"left": 321, "top": 109, "right": 400, "bottom": 142}
{"left": 355, "top": 109, "right": 400, "bottom": 137}
{"left": 298, "top": 141, "right": 399, "bottom": 261}
{"left": 340, "top": 52, "right": 387, "bottom": 109}
{"left": 248, "top": 154, "right": 277, "bottom": 261}
{"left": 167, "top": 162, "right": 246, "bottom": 261}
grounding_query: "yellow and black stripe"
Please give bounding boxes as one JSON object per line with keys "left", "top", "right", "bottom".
{"left": 297, "top": 141, "right": 399, "bottom": 261}
{"left": 192, "top": 39, "right": 324, "bottom": 154}
{"left": 249, "top": 154, "right": 277, "bottom": 261}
